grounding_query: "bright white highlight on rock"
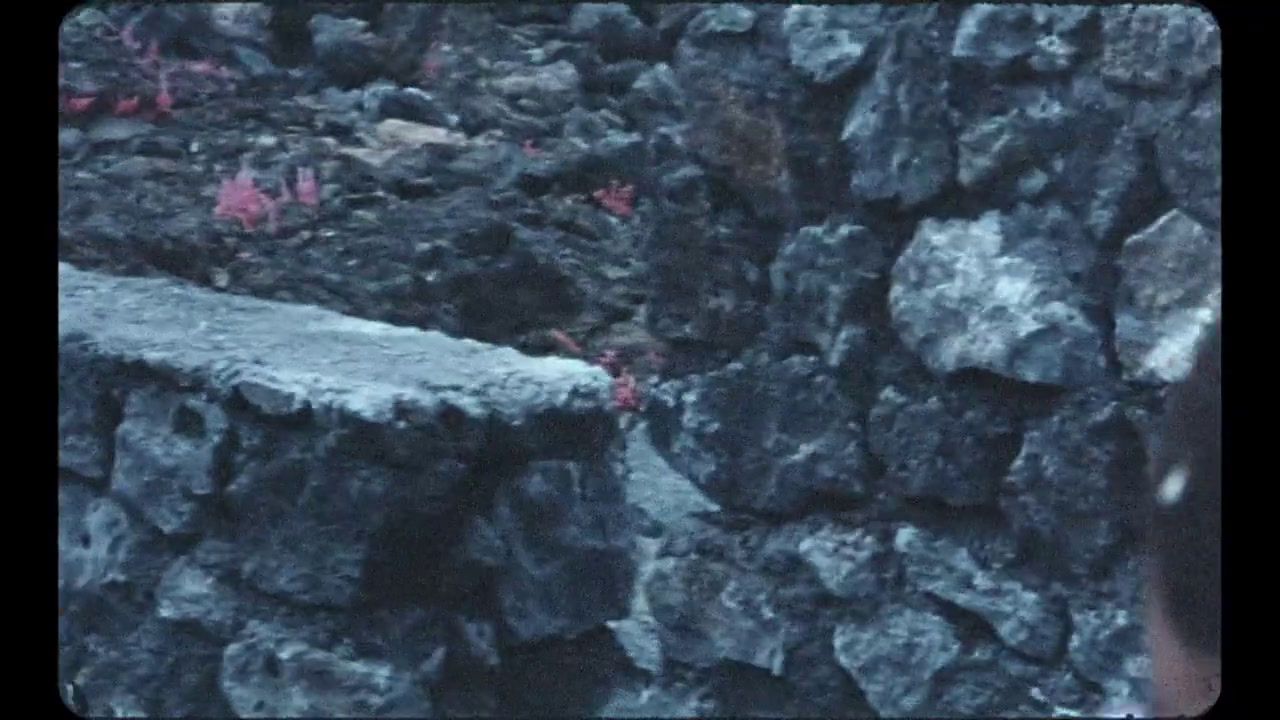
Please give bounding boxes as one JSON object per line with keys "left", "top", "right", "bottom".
{"left": 1157, "top": 463, "right": 1190, "bottom": 506}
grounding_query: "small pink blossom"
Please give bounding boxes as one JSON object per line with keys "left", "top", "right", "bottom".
{"left": 65, "top": 96, "right": 96, "bottom": 114}
{"left": 214, "top": 168, "right": 273, "bottom": 231}
{"left": 154, "top": 74, "right": 174, "bottom": 116}
{"left": 114, "top": 96, "right": 140, "bottom": 116}
{"left": 592, "top": 181, "right": 635, "bottom": 217}
{"left": 294, "top": 167, "right": 320, "bottom": 208}
{"left": 613, "top": 372, "right": 641, "bottom": 412}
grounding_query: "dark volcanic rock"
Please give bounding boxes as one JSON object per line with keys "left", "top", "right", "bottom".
{"left": 833, "top": 605, "right": 960, "bottom": 717}
{"left": 868, "top": 384, "right": 1019, "bottom": 507}
{"left": 1002, "top": 393, "right": 1148, "bottom": 576}
{"left": 1100, "top": 5, "right": 1220, "bottom": 91}
{"left": 111, "top": 388, "right": 230, "bottom": 536}
{"left": 310, "top": 14, "right": 389, "bottom": 88}
{"left": 489, "top": 460, "right": 636, "bottom": 644}
{"left": 889, "top": 211, "right": 1107, "bottom": 387}
{"left": 952, "top": 5, "right": 1096, "bottom": 74}
{"left": 765, "top": 219, "right": 888, "bottom": 370}
{"left": 1115, "top": 209, "right": 1221, "bottom": 385}
{"left": 841, "top": 6, "right": 954, "bottom": 208}
{"left": 647, "top": 355, "right": 871, "bottom": 516}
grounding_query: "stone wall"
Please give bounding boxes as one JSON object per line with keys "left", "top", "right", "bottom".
{"left": 59, "top": 2, "right": 1221, "bottom": 717}
{"left": 59, "top": 264, "right": 635, "bottom": 716}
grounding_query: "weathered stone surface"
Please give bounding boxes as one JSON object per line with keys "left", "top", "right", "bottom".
{"left": 488, "top": 60, "right": 583, "bottom": 115}
{"left": 621, "top": 421, "right": 720, "bottom": 527}
{"left": 207, "top": 2, "right": 273, "bottom": 46}
{"left": 930, "top": 640, "right": 1095, "bottom": 716}
{"left": 1002, "top": 394, "right": 1147, "bottom": 576}
{"left": 490, "top": 461, "right": 636, "bottom": 643}
{"left": 155, "top": 554, "right": 243, "bottom": 639}
{"left": 309, "top": 14, "right": 388, "bottom": 88}
{"left": 646, "top": 556, "right": 790, "bottom": 675}
{"left": 606, "top": 614, "right": 664, "bottom": 675}
{"left": 569, "top": 3, "right": 656, "bottom": 61}
{"left": 56, "top": 1, "right": 1220, "bottom": 711}
{"left": 597, "top": 680, "right": 716, "bottom": 718}
{"left": 833, "top": 605, "right": 960, "bottom": 717}
{"left": 781, "top": 5, "right": 882, "bottom": 84}
{"left": 890, "top": 211, "right": 1107, "bottom": 387}
{"left": 1101, "top": 5, "right": 1220, "bottom": 90}
{"left": 954, "top": 89, "right": 1071, "bottom": 199}
{"left": 1067, "top": 556, "right": 1150, "bottom": 707}
{"left": 607, "top": 527, "right": 668, "bottom": 676}
{"left": 1155, "top": 85, "right": 1221, "bottom": 229}
{"left": 1084, "top": 128, "right": 1159, "bottom": 243}
{"left": 110, "top": 388, "right": 229, "bottom": 535}
{"left": 647, "top": 355, "right": 871, "bottom": 515}
{"left": 58, "top": 350, "right": 118, "bottom": 481}
{"left": 894, "top": 525, "right": 1065, "bottom": 660}
{"left": 220, "top": 621, "right": 431, "bottom": 717}
{"left": 59, "top": 483, "right": 163, "bottom": 595}
{"left": 766, "top": 220, "right": 887, "bottom": 370}
{"left": 949, "top": 75, "right": 1162, "bottom": 244}
{"left": 58, "top": 263, "right": 612, "bottom": 451}
{"left": 376, "top": 4, "right": 446, "bottom": 80}
{"left": 795, "top": 525, "right": 891, "bottom": 603}
{"left": 1115, "top": 210, "right": 1221, "bottom": 384}
{"left": 868, "top": 384, "right": 1019, "bottom": 507}
{"left": 686, "top": 4, "right": 757, "bottom": 38}
{"left": 229, "top": 446, "right": 451, "bottom": 608}
{"left": 67, "top": 615, "right": 231, "bottom": 718}
{"left": 952, "top": 5, "right": 1095, "bottom": 73}
{"left": 842, "top": 7, "right": 953, "bottom": 208}
{"left": 1001, "top": 202, "right": 1109, "bottom": 307}
{"left": 621, "top": 63, "right": 688, "bottom": 131}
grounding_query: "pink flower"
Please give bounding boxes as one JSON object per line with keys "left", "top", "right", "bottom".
{"left": 592, "top": 181, "right": 635, "bottom": 217}
{"left": 65, "top": 96, "right": 96, "bottom": 114}
{"left": 214, "top": 168, "right": 273, "bottom": 231}
{"left": 294, "top": 167, "right": 319, "bottom": 208}
{"left": 613, "top": 372, "right": 641, "bottom": 412}
{"left": 114, "top": 96, "right": 140, "bottom": 116}
{"left": 154, "top": 75, "right": 174, "bottom": 116}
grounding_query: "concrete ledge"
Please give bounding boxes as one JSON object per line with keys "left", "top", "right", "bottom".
{"left": 59, "top": 262, "right": 611, "bottom": 429}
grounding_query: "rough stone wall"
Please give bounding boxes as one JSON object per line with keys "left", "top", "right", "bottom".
{"left": 59, "top": 2, "right": 1221, "bottom": 717}
{"left": 59, "top": 264, "right": 636, "bottom": 716}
